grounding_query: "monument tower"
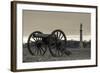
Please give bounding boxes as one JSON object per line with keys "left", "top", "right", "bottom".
{"left": 80, "top": 23, "right": 83, "bottom": 49}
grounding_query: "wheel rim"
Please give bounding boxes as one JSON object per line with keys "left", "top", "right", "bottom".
{"left": 27, "top": 31, "right": 47, "bottom": 56}
{"left": 49, "top": 29, "right": 66, "bottom": 57}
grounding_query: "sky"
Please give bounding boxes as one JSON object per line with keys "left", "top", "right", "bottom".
{"left": 23, "top": 10, "right": 91, "bottom": 43}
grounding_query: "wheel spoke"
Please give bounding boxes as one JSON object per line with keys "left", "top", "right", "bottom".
{"left": 30, "top": 46, "right": 36, "bottom": 55}
{"left": 59, "top": 48, "right": 62, "bottom": 56}
{"left": 37, "top": 37, "right": 39, "bottom": 40}
{"left": 35, "top": 37, "right": 38, "bottom": 40}
{"left": 33, "top": 46, "right": 37, "bottom": 55}
{"left": 60, "top": 34, "right": 63, "bottom": 40}
{"left": 40, "top": 47, "right": 45, "bottom": 52}
{"left": 58, "top": 32, "right": 61, "bottom": 38}
{"left": 38, "top": 47, "right": 42, "bottom": 55}
{"left": 40, "top": 38, "right": 42, "bottom": 40}
{"left": 56, "top": 32, "right": 58, "bottom": 37}
{"left": 32, "top": 36, "right": 36, "bottom": 41}
{"left": 38, "top": 37, "right": 40, "bottom": 40}
{"left": 34, "top": 47, "right": 37, "bottom": 55}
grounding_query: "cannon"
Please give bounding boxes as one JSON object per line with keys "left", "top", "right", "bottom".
{"left": 27, "top": 29, "right": 71, "bottom": 57}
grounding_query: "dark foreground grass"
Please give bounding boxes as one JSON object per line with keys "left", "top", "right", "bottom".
{"left": 23, "top": 47, "right": 91, "bottom": 63}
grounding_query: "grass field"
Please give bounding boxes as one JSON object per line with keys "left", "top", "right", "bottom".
{"left": 23, "top": 47, "right": 91, "bottom": 63}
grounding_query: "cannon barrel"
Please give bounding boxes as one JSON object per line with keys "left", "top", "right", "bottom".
{"left": 33, "top": 34, "right": 50, "bottom": 38}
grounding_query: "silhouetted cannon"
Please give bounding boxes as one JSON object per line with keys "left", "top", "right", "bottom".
{"left": 27, "top": 29, "right": 71, "bottom": 57}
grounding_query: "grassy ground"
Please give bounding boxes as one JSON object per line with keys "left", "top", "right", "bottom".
{"left": 23, "top": 47, "right": 91, "bottom": 63}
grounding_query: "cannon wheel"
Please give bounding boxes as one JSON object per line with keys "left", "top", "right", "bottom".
{"left": 49, "top": 29, "right": 67, "bottom": 57}
{"left": 27, "top": 31, "right": 47, "bottom": 56}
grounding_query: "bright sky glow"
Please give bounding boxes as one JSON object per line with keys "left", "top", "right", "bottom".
{"left": 23, "top": 35, "right": 90, "bottom": 43}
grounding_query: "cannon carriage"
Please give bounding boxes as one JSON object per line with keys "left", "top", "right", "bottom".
{"left": 27, "top": 29, "right": 71, "bottom": 57}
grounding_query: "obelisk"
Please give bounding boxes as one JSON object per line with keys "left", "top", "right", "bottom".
{"left": 80, "top": 23, "right": 83, "bottom": 49}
